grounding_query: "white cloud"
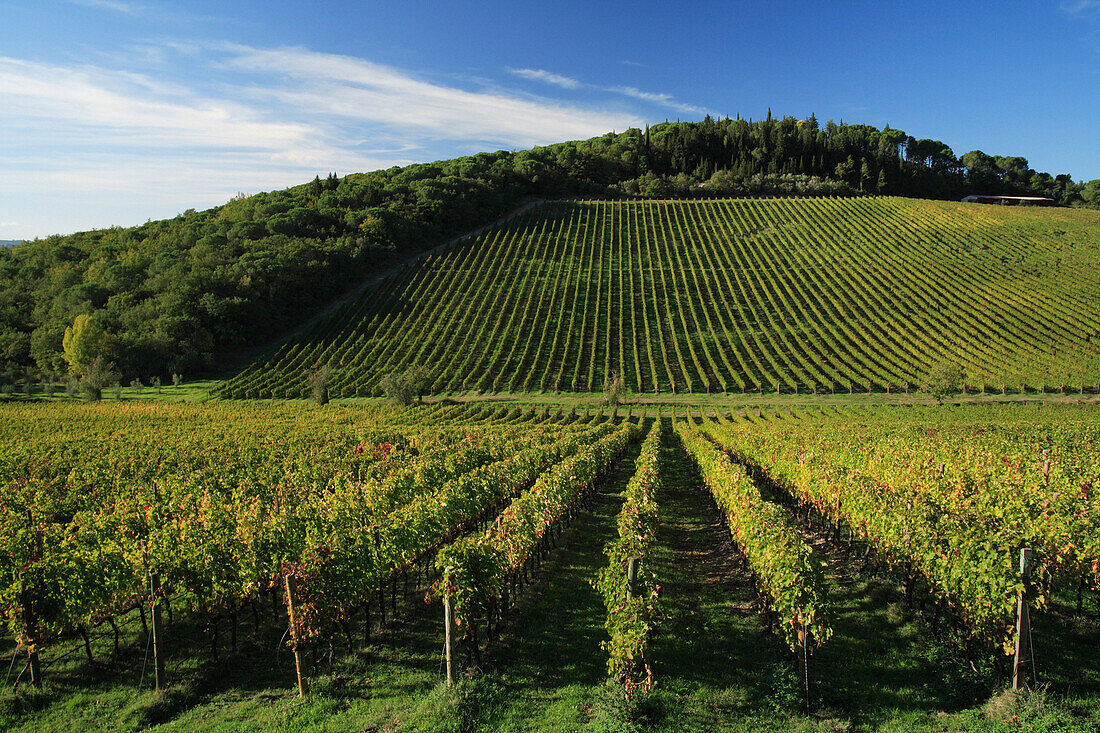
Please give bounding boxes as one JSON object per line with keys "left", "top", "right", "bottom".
{"left": 608, "top": 86, "right": 708, "bottom": 116}
{"left": 507, "top": 63, "right": 709, "bottom": 117}
{"left": 68, "top": 0, "right": 142, "bottom": 13}
{"left": 223, "top": 45, "right": 635, "bottom": 148}
{"left": 0, "top": 44, "right": 646, "bottom": 237}
{"left": 507, "top": 67, "right": 581, "bottom": 89}
{"left": 0, "top": 43, "right": 715, "bottom": 237}
{"left": 0, "top": 57, "right": 316, "bottom": 151}
{"left": 1062, "top": 0, "right": 1100, "bottom": 13}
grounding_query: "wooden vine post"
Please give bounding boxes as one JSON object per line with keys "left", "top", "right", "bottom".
{"left": 150, "top": 572, "right": 166, "bottom": 691}
{"left": 443, "top": 566, "right": 456, "bottom": 686}
{"left": 1013, "top": 548, "right": 1036, "bottom": 691}
{"left": 22, "top": 593, "right": 42, "bottom": 689}
{"left": 625, "top": 557, "right": 640, "bottom": 601}
{"left": 796, "top": 612, "right": 810, "bottom": 713}
{"left": 24, "top": 510, "right": 44, "bottom": 689}
{"left": 284, "top": 575, "right": 308, "bottom": 697}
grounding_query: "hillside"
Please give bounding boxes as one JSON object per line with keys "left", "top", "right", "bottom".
{"left": 219, "top": 197, "right": 1100, "bottom": 398}
{"left": 2, "top": 116, "right": 1096, "bottom": 385}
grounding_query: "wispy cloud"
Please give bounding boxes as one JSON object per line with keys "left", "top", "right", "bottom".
{"left": 608, "top": 86, "right": 707, "bottom": 116}
{"left": 507, "top": 67, "right": 580, "bottom": 89}
{"left": 0, "top": 44, "right": 642, "bottom": 237}
{"left": 225, "top": 45, "right": 635, "bottom": 148}
{"left": 68, "top": 0, "right": 142, "bottom": 14}
{"left": 1062, "top": 0, "right": 1100, "bottom": 13}
{"left": 504, "top": 64, "right": 708, "bottom": 117}
{"left": 0, "top": 57, "right": 315, "bottom": 151}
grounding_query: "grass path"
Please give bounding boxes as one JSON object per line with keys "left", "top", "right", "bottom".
{"left": 645, "top": 426, "right": 795, "bottom": 731}
{"left": 479, "top": 439, "right": 643, "bottom": 731}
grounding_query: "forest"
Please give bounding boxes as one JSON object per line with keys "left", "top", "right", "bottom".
{"left": 1, "top": 114, "right": 1098, "bottom": 384}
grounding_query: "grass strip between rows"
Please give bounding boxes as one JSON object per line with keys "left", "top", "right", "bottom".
{"left": 676, "top": 422, "right": 831, "bottom": 652}
{"left": 435, "top": 421, "right": 641, "bottom": 635}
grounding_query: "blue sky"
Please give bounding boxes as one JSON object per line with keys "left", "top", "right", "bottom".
{"left": 2, "top": 0, "right": 1098, "bottom": 239}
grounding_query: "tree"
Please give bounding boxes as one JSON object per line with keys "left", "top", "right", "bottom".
{"left": 404, "top": 365, "right": 431, "bottom": 403}
{"left": 62, "top": 312, "right": 116, "bottom": 378}
{"left": 835, "top": 156, "right": 856, "bottom": 186}
{"left": 80, "top": 355, "right": 116, "bottom": 402}
{"left": 961, "top": 150, "right": 999, "bottom": 191}
{"left": 1082, "top": 179, "right": 1100, "bottom": 208}
{"left": 308, "top": 364, "right": 334, "bottom": 404}
{"left": 924, "top": 361, "right": 964, "bottom": 404}
{"left": 379, "top": 371, "right": 415, "bottom": 406}
{"left": 859, "top": 161, "right": 871, "bottom": 192}
{"left": 603, "top": 371, "right": 626, "bottom": 405}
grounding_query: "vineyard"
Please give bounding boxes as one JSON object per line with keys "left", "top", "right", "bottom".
{"left": 218, "top": 197, "right": 1100, "bottom": 399}
{"left": 1, "top": 400, "right": 1098, "bottom": 731}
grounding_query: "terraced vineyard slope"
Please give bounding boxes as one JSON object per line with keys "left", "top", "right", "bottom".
{"left": 220, "top": 197, "right": 1100, "bottom": 397}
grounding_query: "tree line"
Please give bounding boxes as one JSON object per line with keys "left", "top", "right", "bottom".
{"left": 0, "top": 115, "right": 1096, "bottom": 386}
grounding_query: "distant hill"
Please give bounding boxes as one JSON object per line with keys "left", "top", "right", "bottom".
{"left": 220, "top": 197, "right": 1100, "bottom": 398}
{"left": 0, "top": 116, "right": 1097, "bottom": 381}
{"left": 0, "top": 240, "right": 21, "bottom": 248}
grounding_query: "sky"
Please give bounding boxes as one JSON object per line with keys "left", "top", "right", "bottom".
{"left": 1, "top": 1, "right": 1099, "bottom": 239}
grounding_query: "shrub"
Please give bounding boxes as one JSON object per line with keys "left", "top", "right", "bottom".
{"left": 604, "top": 371, "right": 627, "bottom": 405}
{"left": 80, "top": 356, "right": 116, "bottom": 402}
{"left": 380, "top": 365, "right": 431, "bottom": 405}
{"left": 379, "top": 371, "right": 415, "bottom": 406}
{"left": 404, "top": 365, "right": 431, "bottom": 403}
{"left": 924, "top": 361, "right": 964, "bottom": 403}
{"left": 308, "top": 364, "right": 334, "bottom": 404}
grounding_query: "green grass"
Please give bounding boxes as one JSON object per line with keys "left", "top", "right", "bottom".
{"left": 2, "top": 380, "right": 219, "bottom": 404}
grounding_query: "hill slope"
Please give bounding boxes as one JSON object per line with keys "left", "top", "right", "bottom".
{"left": 220, "top": 197, "right": 1100, "bottom": 397}
{"left": 4, "top": 116, "right": 1095, "bottom": 384}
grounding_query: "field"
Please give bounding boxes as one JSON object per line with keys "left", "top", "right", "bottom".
{"left": 218, "top": 197, "right": 1100, "bottom": 399}
{"left": 2, "top": 401, "right": 1098, "bottom": 732}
